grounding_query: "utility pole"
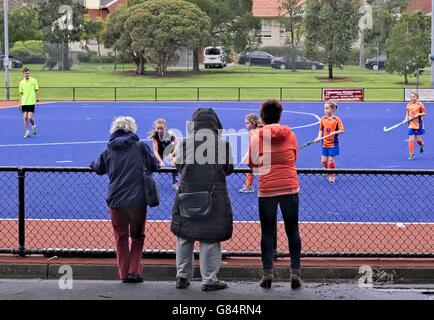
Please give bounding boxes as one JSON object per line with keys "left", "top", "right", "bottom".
{"left": 359, "top": 30, "right": 365, "bottom": 68}
{"left": 431, "top": 0, "right": 434, "bottom": 87}
{"left": 3, "top": 0, "right": 10, "bottom": 100}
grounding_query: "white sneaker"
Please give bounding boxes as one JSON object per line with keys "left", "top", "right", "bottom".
{"left": 32, "top": 125, "right": 37, "bottom": 135}
{"left": 24, "top": 131, "right": 31, "bottom": 138}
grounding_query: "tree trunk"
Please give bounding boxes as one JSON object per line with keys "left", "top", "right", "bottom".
{"left": 404, "top": 73, "right": 408, "bottom": 85}
{"left": 97, "top": 40, "right": 102, "bottom": 63}
{"left": 138, "top": 54, "right": 145, "bottom": 75}
{"left": 328, "top": 65, "right": 333, "bottom": 79}
{"left": 192, "top": 49, "right": 200, "bottom": 73}
{"left": 114, "top": 49, "right": 117, "bottom": 71}
{"left": 134, "top": 54, "right": 139, "bottom": 74}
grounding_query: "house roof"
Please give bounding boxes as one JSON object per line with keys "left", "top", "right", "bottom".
{"left": 407, "top": 0, "right": 431, "bottom": 14}
{"left": 252, "top": 0, "right": 281, "bottom": 17}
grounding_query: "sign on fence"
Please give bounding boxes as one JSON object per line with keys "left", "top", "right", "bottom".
{"left": 404, "top": 89, "right": 434, "bottom": 102}
{"left": 322, "top": 88, "right": 364, "bottom": 102}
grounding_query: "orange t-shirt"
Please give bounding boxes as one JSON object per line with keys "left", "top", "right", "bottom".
{"left": 406, "top": 102, "right": 426, "bottom": 130}
{"left": 319, "top": 115, "right": 345, "bottom": 148}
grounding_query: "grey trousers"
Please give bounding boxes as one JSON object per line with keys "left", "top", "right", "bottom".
{"left": 176, "top": 236, "right": 222, "bottom": 285}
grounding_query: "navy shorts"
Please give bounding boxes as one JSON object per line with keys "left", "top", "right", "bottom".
{"left": 21, "top": 105, "right": 35, "bottom": 113}
{"left": 322, "top": 145, "right": 340, "bottom": 157}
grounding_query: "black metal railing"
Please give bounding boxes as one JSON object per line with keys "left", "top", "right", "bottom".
{"left": 0, "top": 167, "right": 433, "bottom": 258}
{"left": 0, "top": 86, "right": 413, "bottom": 102}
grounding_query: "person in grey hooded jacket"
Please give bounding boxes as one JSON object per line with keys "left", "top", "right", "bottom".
{"left": 90, "top": 116, "right": 158, "bottom": 284}
{"left": 171, "top": 108, "right": 234, "bottom": 291}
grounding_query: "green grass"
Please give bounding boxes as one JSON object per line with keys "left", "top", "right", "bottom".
{"left": 1, "top": 63, "right": 430, "bottom": 101}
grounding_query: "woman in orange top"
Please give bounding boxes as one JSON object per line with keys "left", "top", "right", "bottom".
{"left": 404, "top": 92, "right": 426, "bottom": 160}
{"left": 248, "top": 99, "right": 301, "bottom": 290}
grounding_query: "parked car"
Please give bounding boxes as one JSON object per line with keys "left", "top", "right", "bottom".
{"left": 204, "top": 46, "right": 227, "bottom": 68}
{"left": 238, "top": 51, "right": 274, "bottom": 67}
{"left": 271, "top": 55, "right": 325, "bottom": 70}
{"left": 365, "top": 55, "right": 387, "bottom": 71}
{"left": 0, "top": 55, "right": 23, "bottom": 69}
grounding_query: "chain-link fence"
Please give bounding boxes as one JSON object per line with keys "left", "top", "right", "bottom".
{"left": 0, "top": 167, "right": 433, "bottom": 257}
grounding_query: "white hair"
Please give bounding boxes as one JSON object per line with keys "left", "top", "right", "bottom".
{"left": 110, "top": 116, "right": 137, "bottom": 134}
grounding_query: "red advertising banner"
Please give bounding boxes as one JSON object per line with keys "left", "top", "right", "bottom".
{"left": 322, "top": 88, "right": 364, "bottom": 101}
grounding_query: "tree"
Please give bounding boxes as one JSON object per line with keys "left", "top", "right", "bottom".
{"left": 124, "top": 0, "right": 211, "bottom": 76}
{"left": 364, "top": 0, "right": 408, "bottom": 56}
{"left": 304, "top": 0, "right": 360, "bottom": 79}
{"left": 82, "top": 15, "right": 105, "bottom": 63}
{"left": 186, "top": 0, "right": 261, "bottom": 71}
{"left": 37, "top": 0, "right": 86, "bottom": 70}
{"left": 386, "top": 11, "right": 430, "bottom": 85}
{"left": 278, "top": 0, "right": 304, "bottom": 71}
{"left": 0, "top": 7, "right": 42, "bottom": 46}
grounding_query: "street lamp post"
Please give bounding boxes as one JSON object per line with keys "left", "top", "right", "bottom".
{"left": 3, "top": 0, "right": 10, "bottom": 100}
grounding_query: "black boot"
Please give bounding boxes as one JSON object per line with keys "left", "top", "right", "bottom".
{"left": 259, "top": 269, "right": 273, "bottom": 289}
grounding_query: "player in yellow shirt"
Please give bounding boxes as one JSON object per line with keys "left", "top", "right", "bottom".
{"left": 314, "top": 101, "right": 345, "bottom": 184}
{"left": 404, "top": 92, "right": 426, "bottom": 160}
{"left": 19, "top": 67, "right": 40, "bottom": 138}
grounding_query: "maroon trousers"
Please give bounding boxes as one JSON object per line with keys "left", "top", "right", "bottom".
{"left": 109, "top": 207, "right": 147, "bottom": 280}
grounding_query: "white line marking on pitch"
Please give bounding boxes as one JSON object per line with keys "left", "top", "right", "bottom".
{"left": 0, "top": 107, "right": 320, "bottom": 148}
{"left": 55, "top": 160, "right": 73, "bottom": 163}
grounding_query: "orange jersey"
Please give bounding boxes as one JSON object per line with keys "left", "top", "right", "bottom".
{"left": 319, "top": 115, "right": 345, "bottom": 148}
{"left": 406, "top": 102, "right": 426, "bottom": 130}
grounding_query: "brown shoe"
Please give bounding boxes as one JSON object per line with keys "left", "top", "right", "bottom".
{"left": 176, "top": 277, "right": 191, "bottom": 289}
{"left": 290, "top": 269, "right": 302, "bottom": 289}
{"left": 202, "top": 280, "right": 228, "bottom": 292}
{"left": 259, "top": 269, "right": 273, "bottom": 289}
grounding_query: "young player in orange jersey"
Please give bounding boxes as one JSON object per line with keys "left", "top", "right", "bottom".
{"left": 314, "top": 101, "right": 345, "bottom": 184}
{"left": 240, "top": 113, "right": 260, "bottom": 193}
{"left": 404, "top": 92, "right": 427, "bottom": 160}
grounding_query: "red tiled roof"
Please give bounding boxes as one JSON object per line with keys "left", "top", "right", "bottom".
{"left": 252, "top": 0, "right": 282, "bottom": 17}
{"left": 407, "top": 0, "right": 431, "bottom": 14}
{"left": 252, "top": 0, "right": 305, "bottom": 18}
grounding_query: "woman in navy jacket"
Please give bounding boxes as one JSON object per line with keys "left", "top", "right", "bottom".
{"left": 91, "top": 116, "right": 158, "bottom": 283}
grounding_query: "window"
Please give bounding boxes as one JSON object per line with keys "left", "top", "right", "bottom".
{"left": 261, "top": 20, "right": 272, "bottom": 38}
{"left": 205, "top": 48, "right": 221, "bottom": 55}
{"left": 280, "top": 24, "right": 287, "bottom": 39}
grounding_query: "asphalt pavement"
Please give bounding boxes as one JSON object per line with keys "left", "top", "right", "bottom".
{"left": 0, "top": 279, "right": 433, "bottom": 300}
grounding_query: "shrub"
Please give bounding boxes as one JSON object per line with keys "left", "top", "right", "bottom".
{"left": 10, "top": 40, "right": 45, "bottom": 64}
{"left": 89, "top": 55, "right": 115, "bottom": 63}
{"left": 77, "top": 50, "right": 97, "bottom": 63}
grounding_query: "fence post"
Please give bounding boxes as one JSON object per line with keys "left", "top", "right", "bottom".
{"left": 197, "top": 87, "right": 200, "bottom": 101}
{"left": 72, "top": 87, "right": 75, "bottom": 102}
{"left": 154, "top": 88, "right": 158, "bottom": 102}
{"left": 238, "top": 87, "right": 241, "bottom": 101}
{"left": 17, "top": 168, "right": 26, "bottom": 257}
{"left": 114, "top": 87, "right": 117, "bottom": 102}
{"left": 280, "top": 87, "right": 283, "bottom": 101}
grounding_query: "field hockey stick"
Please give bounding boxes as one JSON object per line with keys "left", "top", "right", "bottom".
{"left": 299, "top": 132, "right": 337, "bottom": 150}
{"left": 383, "top": 116, "right": 416, "bottom": 133}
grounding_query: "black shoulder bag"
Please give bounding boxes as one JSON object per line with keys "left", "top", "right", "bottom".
{"left": 137, "top": 142, "right": 160, "bottom": 208}
{"left": 178, "top": 167, "right": 218, "bottom": 219}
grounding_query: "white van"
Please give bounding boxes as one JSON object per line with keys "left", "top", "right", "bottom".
{"left": 204, "top": 46, "right": 227, "bottom": 69}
